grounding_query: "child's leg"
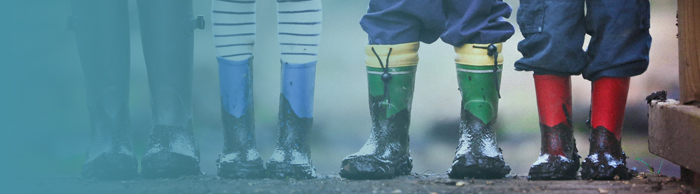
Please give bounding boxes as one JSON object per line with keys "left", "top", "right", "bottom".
{"left": 442, "top": 0, "right": 515, "bottom": 179}
{"left": 514, "top": 0, "right": 586, "bottom": 180}
{"left": 580, "top": 0, "right": 650, "bottom": 180}
{"left": 582, "top": 77, "right": 632, "bottom": 180}
{"left": 528, "top": 75, "right": 580, "bottom": 180}
{"left": 211, "top": 0, "right": 265, "bottom": 179}
{"left": 71, "top": 0, "right": 137, "bottom": 180}
{"left": 340, "top": 0, "right": 444, "bottom": 180}
{"left": 137, "top": 0, "right": 202, "bottom": 179}
{"left": 265, "top": 0, "right": 322, "bottom": 179}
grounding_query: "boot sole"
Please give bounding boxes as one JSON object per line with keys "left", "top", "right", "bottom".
{"left": 265, "top": 161, "right": 316, "bottom": 179}
{"left": 339, "top": 154, "right": 412, "bottom": 180}
{"left": 448, "top": 154, "right": 510, "bottom": 179}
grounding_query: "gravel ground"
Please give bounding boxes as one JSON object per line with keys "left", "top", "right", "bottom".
{"left": 17, "top": 173, "right": 698, "bottom": 194}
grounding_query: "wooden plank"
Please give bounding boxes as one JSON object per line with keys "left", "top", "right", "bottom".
{"left": 678, "top": 0, "right": 700, "bottom": 104}
{"left": 674, "top": 0, "right": 700, "bottom": 187}
{"left": 648, "top": 100, "right": 700, "bottom": 175}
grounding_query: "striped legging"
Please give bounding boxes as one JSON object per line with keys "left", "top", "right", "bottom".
{"left": 211, "top": 0, "right": 322, "bottom": 64}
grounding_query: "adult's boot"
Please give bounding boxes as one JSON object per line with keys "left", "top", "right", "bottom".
{"left": 137, "top": 0, "right": 204, "bottom": 179}
{"left": 72, "top": 0, "right": 137, "bottom": 180}
{"left": 581, "top": 77, "right": 632, "bottom": 180}
{"left": 340, "top": 43, "right": 418, "bottom": 179}
{"left": 448, "top": 43, "right": 510, "bottom": 179}
{"left": 216, "top": 57, "right": 265, "bottom": 179}
{"left": 527, "top": 75, "right": 580, "bottom": 180}
{"left": 266, "top": 60, "right": 318, "bottom": 179}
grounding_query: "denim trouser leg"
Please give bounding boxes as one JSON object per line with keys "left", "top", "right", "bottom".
{"left": 515, "top": 0, "right": 651, "bottom": 80}
{"left": 360, "top": 0, "right": 445, "bottom": 45}
{"left": 515, "top": 0, "right": 587, "bottom": 76}
{"left": 441, "top": 0, "right": 515, "bottom": 46}
{"left": 583, "top": 0, "right": 651, "bottom": 81}
{"left": 360, "top": 0, "right": 514, "bottom": 45}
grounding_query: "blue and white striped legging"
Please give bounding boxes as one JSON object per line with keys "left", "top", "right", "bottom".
{"left": 211, "top": 0, "right": 322, "bottom": 64}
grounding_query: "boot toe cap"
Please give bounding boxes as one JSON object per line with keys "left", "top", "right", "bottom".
{"left": 448, "top": 154, "right": 510, "bottom": 179}
{"left": 265, "top": 161, "right": 316, "bottom": 179}
{"left": 141, "top": 151, "right": 201, "bottom": 179}
{"left": 82, "top": 151, "right": 138, "bottom": 180}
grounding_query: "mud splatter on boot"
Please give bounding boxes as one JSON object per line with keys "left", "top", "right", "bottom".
{"left": 447, "top": 108, "right": 510, "bottom": 179}
{"left": 73, "top": 0, "right": 136, "bottom": 179}
{"left": 141, "top": 125, "right": 201, "bottom": 179}
{"left": 340, "top": 95, "right": 412, "bottom": 180}
{"left": 217, "top": 109, "right": 265, "bottom": 179}
{"left": 528, "top": 74, "right": 580, "bottom": 180}
{"left": 581, "top": 126, "right": 631, "bottom": 180}
{"left": 528, "top": 123, "right": 580, "bottom": 180}
{"left": 216, "top": 57, "right": 265, "bottom": 179}
{"left": 341, "top": 43, "right": 417, "bottom": 180}
{"left": 82, "top": 124, "right": 137, "bottom": 180}
{"left": 449, "top": 55, "right": 508, "bottom": 179}
{"left": 266, "top": 95, "right": 316, "bottom": 179}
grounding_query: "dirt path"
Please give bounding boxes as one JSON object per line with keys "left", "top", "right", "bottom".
{"left": 21, "top": 173, "right": 698, "bottom": 194}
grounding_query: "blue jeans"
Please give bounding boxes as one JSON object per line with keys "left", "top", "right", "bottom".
{"left": 360, "top": 0, "right": 515, "bottom": 46}
{"left": 514, "top": 0, "right": 651, "bottom": 81}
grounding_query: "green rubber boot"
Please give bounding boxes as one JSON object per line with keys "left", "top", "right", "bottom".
{"left": 447, "top": 43, "right": 510, "bottom": 179}
{"left": 340, "top": 43, "right": 418, "bottom": 179}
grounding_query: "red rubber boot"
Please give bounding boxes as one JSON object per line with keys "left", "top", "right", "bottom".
{"left": 528, "top": 75, "right": 580, "bottom": 180}
{"left": 581, "top": 77, "right": 632, "bottom": 180}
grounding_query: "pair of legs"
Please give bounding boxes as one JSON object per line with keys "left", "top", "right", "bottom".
{"left": 339, "top": 0, "right": 515, "bottom": 179}
{"left": 516, "top": 0, "right": 651, "bottom": 180}
{"left": 74, "top": 0, "right": 204, "bottom": 179}
{"left": 211, "top": 0, "right": 322, "bottom": 179}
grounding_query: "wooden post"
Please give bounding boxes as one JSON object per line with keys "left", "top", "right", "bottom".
{"left": 677, "top": 0, "right": 700, "bottom": 187}
{"left": 678, "top": 0, "right": 700, "bottom": 104}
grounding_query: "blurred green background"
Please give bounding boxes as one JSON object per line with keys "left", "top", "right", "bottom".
{"left": 1, "top": 0, "right": 680, "bottom": 181}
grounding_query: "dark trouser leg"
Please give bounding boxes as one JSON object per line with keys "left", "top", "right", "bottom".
{"left": 448, "top": 43, "right": 510, "bottom": 179}
{"left": 71, "top": 0, "right": 137, "bottom": 180}
{"left": 582, "top": 0, "right": 651, "bottom": 80}
{"left": 137, "top": 0, "right": 201, "bottom": 178}
{"left": 360, "top": 0, "right": 445, "bottom": 45}
{"left": 581, "top": 77, "right": 632, "bottom": 180}
{"left": 527, "top": 75, "right": 580, "bottom": 180}
{"left": 514, "top": 0, "right": 587, "bottom": 75}
{"left": 441, "top": 0, "right": 514, "bottom": 45}
{"left": 340, "top": 43, "right": 418, "bottom": 180}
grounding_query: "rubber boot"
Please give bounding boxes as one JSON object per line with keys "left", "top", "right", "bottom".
{"left": 216, "top": 57, "right": 265, "bottom": 179}
{"left": 581, "top": 77, "right": 632, "bottom": 180}
{"left": 448, "top": 43, "right": 510, "bottom": 179}
{"left": 71, "top": 0, "right": 137, "bottom": 180}
{"left": 266, "top": 61, "right": 318, "bottom": 179}
{"left": 527, "top": 75, "right": 580, "bottom": 180}
{"left": 137, "top": 0, "right": 204, "bottom": 179}
{"left": 340, "top": 43, "right": 418, "bottom": 179}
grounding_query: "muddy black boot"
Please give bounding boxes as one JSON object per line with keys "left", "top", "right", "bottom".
{"left": 448, "top": 43, "right": 510, "bottom": 179}
{"left": 340, "top": 43, "right": 418, "bottom": 180}
{"left": 216, "top": 57, "right": 265, "bottom": 179}
{"left": 528, "top": 75, "right": 580, "bottom": 180}
{"left": 581, "top": 77, "right": 632, "bottom": 180}
{"left": 71, "top": 0, "right": 137, "bottom": 180}
{"left": 266, "top": 61, "right": 318, "bottom": 179}
{"left": 138, "top": 0, "right": 203, "bottom": 179}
